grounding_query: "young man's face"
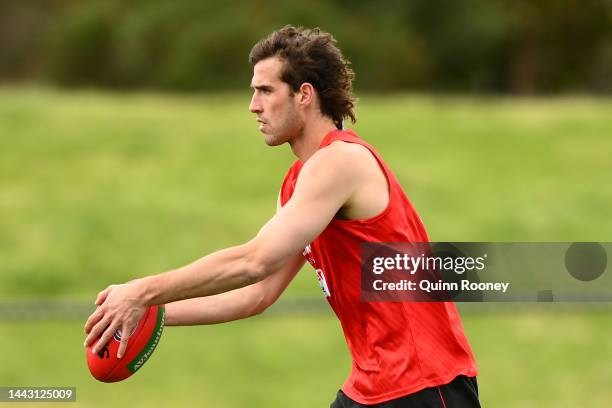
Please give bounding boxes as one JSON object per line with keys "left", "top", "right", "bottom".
{"left": 249, "top": 57, "right": 302, "bottom": 146}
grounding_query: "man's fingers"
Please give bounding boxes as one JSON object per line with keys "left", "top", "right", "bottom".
{"left": 95, "top": 285, "right": 114, "bottom": 306}
{"left": 85, "top": 282, "right": 144, "bottom": 358}
{"left": 117, "top": 321, "right": 134, "bottom": 359}
{"left": 84, "top": 315, "right": 110, "bottom": 348}
{"left": 84, "top": 307, "right": 104, "bottom": 334}
{"left": 85, "top": 316, "right": 112, "bottom": 350}
{"left": 91, "top": 321, "right": 118, "bottom": 355}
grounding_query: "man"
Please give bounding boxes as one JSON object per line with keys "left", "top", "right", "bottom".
{"left": 84, "top": 26, "right": 480, "bottom": 407}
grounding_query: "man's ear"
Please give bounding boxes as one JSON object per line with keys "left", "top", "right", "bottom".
{"left": 297, "top": 82, "right": 316, "bottom": 106}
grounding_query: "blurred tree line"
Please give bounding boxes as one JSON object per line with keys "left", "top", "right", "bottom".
{"left": 1, "top": 0, "right": 611, "bottom": 93}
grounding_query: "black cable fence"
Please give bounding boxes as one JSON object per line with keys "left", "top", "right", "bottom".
{"left": 1, "top": 299, "right": 611, "bottom": 322}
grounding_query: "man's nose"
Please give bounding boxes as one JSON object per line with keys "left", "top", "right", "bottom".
{"left": 249, "top": 94, "right": 262, "bottom": 114}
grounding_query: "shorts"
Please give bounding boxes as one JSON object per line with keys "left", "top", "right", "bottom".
{"left": 330, "top": 375, "right": 481, "bottom": 408}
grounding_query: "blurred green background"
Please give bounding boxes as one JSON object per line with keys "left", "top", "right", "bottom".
{"left": 1, "top": 1, "right": 612, "bottom": 407}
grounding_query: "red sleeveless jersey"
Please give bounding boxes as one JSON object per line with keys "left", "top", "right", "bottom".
{"left": 279, "top": 129, "right": 478, "bottom": 404}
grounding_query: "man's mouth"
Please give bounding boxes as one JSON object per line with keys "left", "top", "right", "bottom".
{"left": 256, "top": 118, "right": 267, "bottom": 131}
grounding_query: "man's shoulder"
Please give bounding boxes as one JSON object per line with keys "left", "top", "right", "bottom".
{"left": 289, "top": 140, "right": 380, "bottom": 203}
{"left": 326, "top": 138, "right": 373, "bottom": 157}
{"left": 308, "top": 138, "right": 377, "bottom": 175}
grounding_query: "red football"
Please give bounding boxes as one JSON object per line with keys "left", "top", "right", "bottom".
{"left": 86, "top": 304, "right": 165, "bottom": 382}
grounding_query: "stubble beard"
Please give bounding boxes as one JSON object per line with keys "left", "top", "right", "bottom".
{"left": 263, "top": 105, "right": 302, "bottom": 147}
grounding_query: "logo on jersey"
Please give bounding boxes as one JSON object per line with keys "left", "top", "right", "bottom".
{"left": 304, "top": 244, "right": 331, "bottom": 297}
{"left": 315, "top": 268, "right": 331, "bottom": 297}
{"left": 303, "top": 244, "right": 314, "bottom": 262}
{"left": 303, "top": 244, "right": 316, "bottom": 267}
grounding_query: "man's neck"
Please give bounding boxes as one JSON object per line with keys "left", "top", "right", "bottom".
{"left": 289, "top": 118, "right": 338, "bottom": 162}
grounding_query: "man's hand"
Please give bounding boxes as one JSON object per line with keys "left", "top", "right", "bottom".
{"left": 84, "top": 281, "right": 148, "bottom": 359}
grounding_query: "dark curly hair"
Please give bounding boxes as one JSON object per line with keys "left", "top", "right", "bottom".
{"left": 249, "top": 25, "right": 356, "bottom": 129}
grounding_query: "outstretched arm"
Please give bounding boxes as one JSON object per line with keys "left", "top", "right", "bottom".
{"left": 84, "top": 142, "right": 359, "bottom": 357}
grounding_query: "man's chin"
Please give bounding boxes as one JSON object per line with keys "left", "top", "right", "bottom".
{"left": 264, "top": 137, "right": 284, "bottom": 147}
{"left": 263, "top": 133, "right": 285, "bottom": 147}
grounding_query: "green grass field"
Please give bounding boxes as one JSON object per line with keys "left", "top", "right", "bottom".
{"left": 1, "top": 313, "right": 612, "bottom": 407}
{"left": 1, "top": 88, "right": 611, "bottom": 407}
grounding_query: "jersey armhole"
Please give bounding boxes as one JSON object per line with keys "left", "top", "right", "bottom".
{"left": 327, "top": 140, "right": 393, "bottom": 225}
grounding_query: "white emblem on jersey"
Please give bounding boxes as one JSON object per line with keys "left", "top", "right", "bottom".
{"left": 315, "top": 268, "right": 331, "bottom": 297}
{"left": 303, "top": 244, "right": 330, "bottom": 297}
